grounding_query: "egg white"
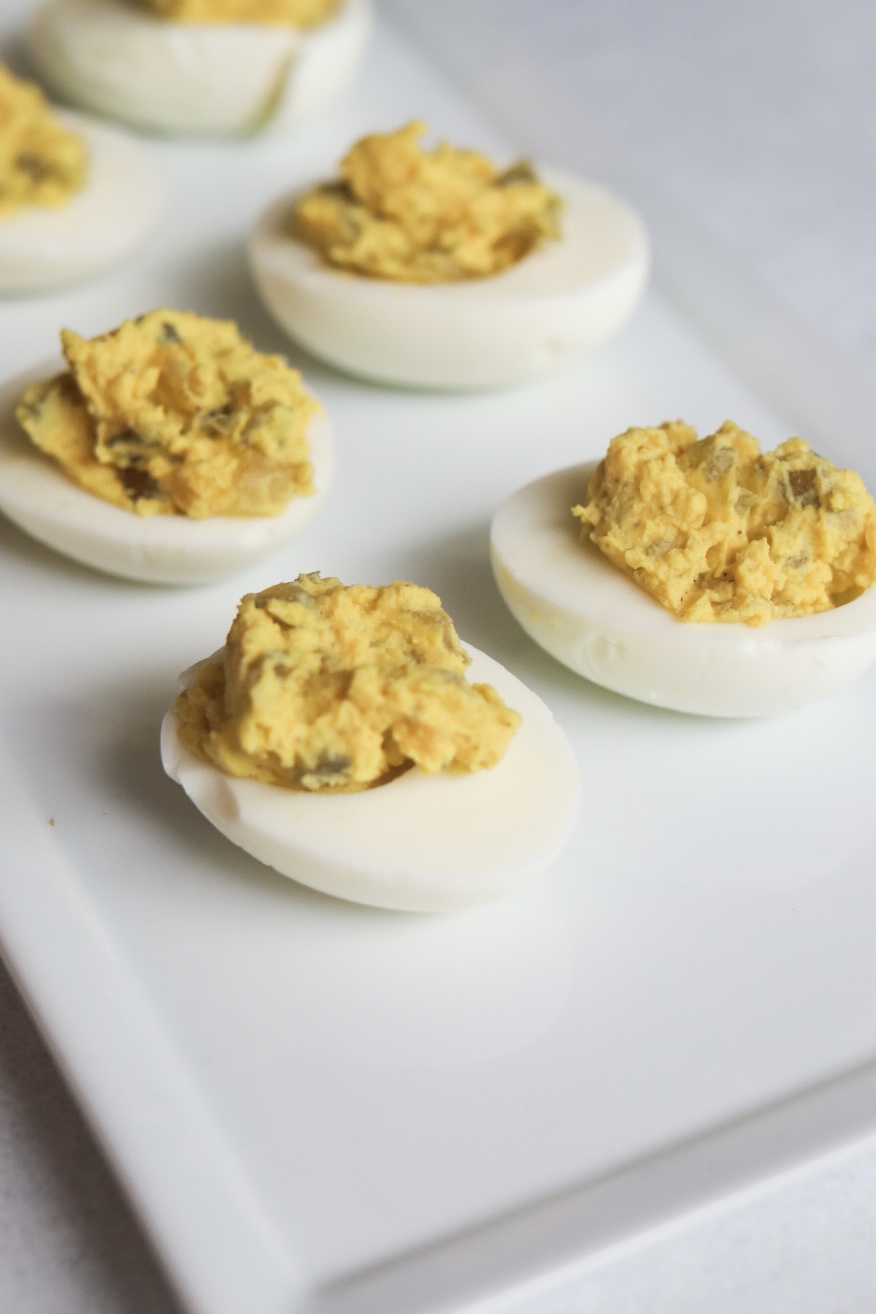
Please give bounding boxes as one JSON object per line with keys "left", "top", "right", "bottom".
{"left": 248, "top": 167, "right": 651, "bottom": 390}
{"left": 161, "top": 644, "right": 581, "bottom": 911}
{"left": 29, "top": 0, "right": 373, "bottom": 136}
{"left": 0, "top": 363, "right": 334, "bottom": 585}
{"left": 490, "top": 462, "right": 876, "bottom": 718}
{"left": 0, "top": 111, "right": 161, "bottom": 293}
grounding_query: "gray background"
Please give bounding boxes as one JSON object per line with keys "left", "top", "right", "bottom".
{"left": 3, "top": 1, "right": 876, "bottom": 1310}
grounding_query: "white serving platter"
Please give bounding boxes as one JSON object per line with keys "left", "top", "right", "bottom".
{"left": 2, "top": 7, "right": 876, "bottom": 1314}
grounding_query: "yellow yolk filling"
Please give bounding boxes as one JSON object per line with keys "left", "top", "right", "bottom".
{"left": 0, "top": 62, "right": 86, "bottom": 216}
{"left": 16, "top": 309, "right": 315, "bottom": 519}
{"left": 574, "top": 420, "right": 876, "bottom": 626}
{"left": 293, "top": 120, "right": 561, "bottom": 284}
{"left": 140, "top": 0, "right": 339, "bottom": 25}
{"left": 175, "top": 573, "right": 521, "bottom": 792}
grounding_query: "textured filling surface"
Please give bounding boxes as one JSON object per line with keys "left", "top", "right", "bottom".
{"left": 575, "top": 420, "right": 876, "bottom": 625}
{"left": 17, "top": 309, "right": 315, "bottom": 518}
{"left": 0, "top": 62, "right": 86, "bottom": 215}
{"left": 140, "top": 0, "right": 339, "bottom": 26}
{"left": 176, "top": 574, "right": 521, "bottom": 791}
{"left": 293, "top": 121, "right": 561, "bottom": 283}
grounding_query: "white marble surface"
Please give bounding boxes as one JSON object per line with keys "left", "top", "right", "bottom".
{"left": 3, "top": 1, "right": 876, "bottom": 1311}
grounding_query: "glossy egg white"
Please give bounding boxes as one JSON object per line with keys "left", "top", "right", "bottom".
{"left": 491, "top": 462, "right": 876, "bottom": 718}
{"left": 0, "top": 111, "right": 161, "bottom": 293}
{"left": 30, "top": 0, "right": 373, "bottom": 136}
{"left": 249, "top": 167, "right": 650, "bottom": 390}
{"left": 0, "top": 364, "right": 333, "bottom": 584}
{"left": 161, "top": 644, "right": 581, "bottom": 911}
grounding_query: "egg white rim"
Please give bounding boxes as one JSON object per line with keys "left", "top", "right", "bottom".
{"left": 0, "top": 360, "right": 334, "bottom": 584}
{"left": 0, "top": 110, "right": 162, "bottom": 292}
{"left": 492, "top": 461, "right": 876, "bottom": 644}
{"left": 160, "top": 643, "right": 582, "bottom": 912}
{"left": 248, "top": 165, "right": 651, "bottom": 387}
{"left": 491, "top": 461, "right": 876, "bottom": 717}
{"left": 29, "top": 0, "right": 373, "bottom": 137}
{"left": 252, "top": 166, "right": 648, "bottom": 300}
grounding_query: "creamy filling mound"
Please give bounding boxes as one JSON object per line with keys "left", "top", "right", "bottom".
{"left": 0, "top": 61, "right": 86, "bottom": 216}
{"left": 175, "top": 573, "right": 521, "bottom": 791}
{"left": 293, "top": 120, "right": 561, "bottom": 284}
{"left": 574, "top": 419, "right": 876, "bottom": 625}
{"left": 140, "top": 0, "right": 339, "bottom": 26}
{"left": 17, "top": 309, "right": 315, "bottom": 519}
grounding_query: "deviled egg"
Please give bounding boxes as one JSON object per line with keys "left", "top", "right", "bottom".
{"left": 161, "top": 574, "right": 581, "bottom": 911}
{"left": 0, "top": 61, "right": 160, "bottom": 292}
{"left": 29, "top": 0, "right": 373, "bottom": 136}
{"left": 491, "top": 421, "right": 876, "bottom": 717}
{"left": 0, "top": 309, "right": 333, "bottom": 584}
{"left": 249, "top": 121, "right": 650, "bottom": 390}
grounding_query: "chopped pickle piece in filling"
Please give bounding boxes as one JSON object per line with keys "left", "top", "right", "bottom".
{"left": 16, "top": 309, "right": 315, "bottom": 518}
{"left": 140, "top": 0, "right": 339, "bottom": 25}
{"left": 175, "top": 573, "right": 522, "bottom": 792}
{"left": 574, "top": 420, "right": 876, "bottom": 626}
{"left": 0, "top": 62, "right": 86, "bottom": 215}
{"left": 293, "top": 120, "right": 562, "bottom": 284}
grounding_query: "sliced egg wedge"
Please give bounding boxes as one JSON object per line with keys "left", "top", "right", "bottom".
{"left": 0, "top": 364, "right": 333, "bottom": 584}
{"left": 249, "top": 167, "right": 650, "bottom": 390}
{"left": 0, "top": 111, "right": 161, "bottom": 293}
{"left": 161, "top": 645, "right": 581, "bottom": 911}
{"left": 29, "top": 0, "right": 373, "bottom": 137}
{"left": 491, "top": 462, "right": 876, "bottom": 718}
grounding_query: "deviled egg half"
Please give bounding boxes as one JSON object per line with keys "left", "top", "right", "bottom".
{"left": 161, "top": 574, "right": 581, "bottom": 911}
{"left": 0, "top": 309, "right": 333, "bottom": 584}
{"left": 491, "top": 421, "right": 876, "bottom": 717}
{"left": 29, "top": 0, "right": 373, "bottom": 136}
{"left": 0, "top": 61, "right": 160, "bottom": 292}
{"left": 249, "top": 121, "right": 650, "bottom": 390}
